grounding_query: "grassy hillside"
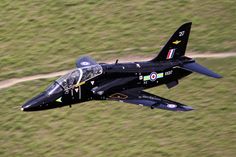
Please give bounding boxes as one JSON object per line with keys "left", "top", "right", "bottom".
{"left": 1, "top": 0, "right": 236, "bottom": 80}
{"left": 0, "top": 57, "right": 235, "bottom": 157}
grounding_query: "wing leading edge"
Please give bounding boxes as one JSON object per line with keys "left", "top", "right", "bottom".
{"left": 109, "top": 89, "right": 193, "bottom": 111}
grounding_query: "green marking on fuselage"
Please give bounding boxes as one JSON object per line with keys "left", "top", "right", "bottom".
{"left": 143, "top": 75, "right": 150, "bottom": 81}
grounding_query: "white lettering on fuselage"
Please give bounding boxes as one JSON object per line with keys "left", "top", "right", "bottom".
{"left": 165, "top": 70, "right": 173, "bottom": 76}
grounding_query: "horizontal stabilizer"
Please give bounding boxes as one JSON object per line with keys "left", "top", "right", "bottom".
{"left": 182, "top": 62, "right": 222, "bottom": 78}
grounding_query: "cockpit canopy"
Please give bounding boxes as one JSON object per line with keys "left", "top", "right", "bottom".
{"left": 55, "top": 64, "right": 103, "bottom": 91}
{"left": 46, "top": 56, "right": 103, "bottom": 94}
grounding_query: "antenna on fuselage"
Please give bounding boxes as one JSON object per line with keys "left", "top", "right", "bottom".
{"left": 115, "top": 59, "right": 119, "bottom": 64}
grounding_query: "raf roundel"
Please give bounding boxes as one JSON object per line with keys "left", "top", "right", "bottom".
{"left": 167, "top": 104, "right": 177, "bottom": 109}
{"left": 80, "top": 61, "right": 90, "bottom": 66}
{"left": 150, "top": 72, "right": 158, "bottom": 81}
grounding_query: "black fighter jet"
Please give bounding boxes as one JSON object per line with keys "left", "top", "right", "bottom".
{"left": 21, "top": 22, "right": 222, "bottom": 112}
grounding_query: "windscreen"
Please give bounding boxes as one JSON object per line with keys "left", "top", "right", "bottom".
{"left": 45, "top": 82, "right": 63, "bottom": 96}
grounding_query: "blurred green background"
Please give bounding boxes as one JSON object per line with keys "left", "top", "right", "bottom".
{"left": 0, "top": 0, "right": 235, "bottom": 80}
{"left": 0, "top": 0, "right": 235, "bottom": 157}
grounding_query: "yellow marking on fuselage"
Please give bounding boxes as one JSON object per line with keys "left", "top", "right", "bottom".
{"left": 75, "top": 81, "right": 85, "bottom": 87}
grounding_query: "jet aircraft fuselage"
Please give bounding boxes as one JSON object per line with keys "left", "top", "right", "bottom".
{"left": 22, "top": 22, "right": 221, "bottom": 112}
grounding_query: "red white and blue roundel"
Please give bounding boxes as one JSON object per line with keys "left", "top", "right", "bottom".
{"left": 150, "top": 72, "right": 158, "bottom": 81}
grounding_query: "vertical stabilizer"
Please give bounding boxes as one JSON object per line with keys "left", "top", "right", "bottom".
{"left": 151, "top": 22, "right": 192, "bottom": 62}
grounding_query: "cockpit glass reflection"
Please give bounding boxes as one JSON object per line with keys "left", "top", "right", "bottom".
{"left": 53, "top": 65, "right": 103, "bottom": 91}
{"left": 45, "top": 82, "right": 63, "bottom": 96}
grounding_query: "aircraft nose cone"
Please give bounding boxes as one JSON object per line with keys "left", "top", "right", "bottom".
{"left": 21, "top": 93, "right": 48, "bottom": 111}
{"left": 22, "top": 83, "right": 64, "bottom": 111}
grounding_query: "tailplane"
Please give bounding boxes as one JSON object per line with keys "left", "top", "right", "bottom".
{"left": 182, "top": 62, "right": 222, "bottom": 78}
{"left": 151, "top": 22, "right": 192, "bottom": 62}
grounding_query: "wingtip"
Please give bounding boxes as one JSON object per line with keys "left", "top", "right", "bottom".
{"left": 216, "top": 75, "right": 223, "bottom": 79}
{"left": 211, "top": 73, "right": 223, "bottom": 79}
{"left": 182, "top": 106, "right": 194, "bottom": 111}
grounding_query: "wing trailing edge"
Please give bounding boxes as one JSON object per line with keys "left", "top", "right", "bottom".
{"left": 109, "top": 89, "right": 193, "bottom": 112}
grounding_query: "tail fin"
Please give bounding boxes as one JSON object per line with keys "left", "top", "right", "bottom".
{"left": 151, "top": 22, "right": 192, "bottom": 62}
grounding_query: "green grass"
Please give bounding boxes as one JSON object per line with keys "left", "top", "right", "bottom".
{"left": 0, "top": 57, "right": 235, "bottom": 157}
{"left": 1, "top": 0, "right": 236, "bottom": 80}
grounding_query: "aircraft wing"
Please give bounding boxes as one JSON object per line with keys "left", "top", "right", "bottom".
{"left": 76, "top": 56, "right": 98, "bottom": 68}
{"left": 109, "top": 88, "right": 193, "bottom": 111}
{"left": 92, "top": 77, "right": 137, "bottom": 95}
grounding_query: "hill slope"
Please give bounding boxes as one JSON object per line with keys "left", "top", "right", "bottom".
{"left": 1, "top": 0, "right": 236, "bottom": 80}
{"left": 0, "top": 57, "right": 235, "bottom": 157}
